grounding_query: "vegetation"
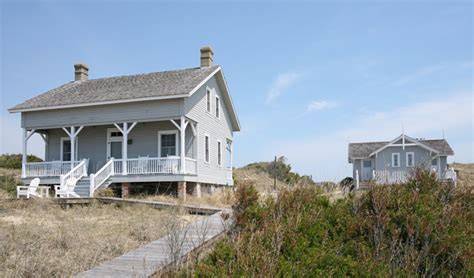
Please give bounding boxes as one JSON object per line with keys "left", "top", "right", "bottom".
{"left": 0, "top": 199, "right": 201, "bottom": 277}
{"left": 242, "top": 156, "right": 316, "bottom": 186}
{"left": 0, "top": 154, "right": 42, "bottom": 169}
{"left": 184, "top": 170, "right": 473, "bottom": 277}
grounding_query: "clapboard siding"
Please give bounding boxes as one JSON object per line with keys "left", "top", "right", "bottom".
{"left": 46, "top": 121, "right": 197, "bottom": 174}
{"left": 184, "top": 76, "right": 234, "bottom": 185}
{"left": 22, "top": 99, "right": 183, "bottom": 129}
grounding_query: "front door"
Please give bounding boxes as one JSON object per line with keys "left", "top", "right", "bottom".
{"left": 362, "top": 160, "right": 373, "bottom": 181}
{"left": 107, "top": 128, "right": 123, "bottom": 160}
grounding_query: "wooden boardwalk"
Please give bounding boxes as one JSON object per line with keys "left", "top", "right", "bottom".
{"left": 76, "top": 210, "right": 231, "bottom": 277}
{"left": 55, "top": 197, "right": 222, "bottom": 215}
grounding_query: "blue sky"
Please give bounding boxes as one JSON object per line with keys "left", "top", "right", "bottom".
{"left": 1, "top": 1, "right": 473, "bottom": 181}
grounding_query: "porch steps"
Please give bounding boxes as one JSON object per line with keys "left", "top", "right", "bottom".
{"left": 74, "top": 178, "right": 91, "bottom": 198}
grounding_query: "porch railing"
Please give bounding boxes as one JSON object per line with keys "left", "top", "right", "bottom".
{"left": 112, "top": 157, "right": 186, "bottom": 175}
{"left": 90, "top": 158, "right": 115, "bottom": 197}
{"left": 60, "top": 159, "right": 88, "bottom": 187}
{"left": 185, "top": 158, "right": 197, "bottom": 175}
{"left": 374, "top": 170, "right": 407, "bottom": 184}
{"left": 24, "top": 161, "right": 81, "bottom": 178}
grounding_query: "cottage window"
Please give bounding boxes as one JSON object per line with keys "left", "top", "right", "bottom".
{"left": 206, "top": 89, "right": 211, "bottom": 113}
{"left": 215, "top": 96, "right": 220, "bottom": 118}
{"left": 159, "top": 132, "right": 177, "bottom": 157}
{"left": 392, "top": 153, "right": 400, "bottom": 167}
{"left": 217, "top": 140, "right": 222, "bottom": 166}
{"left": 431, "top": 158, "right": 438, "bottom": 166}
{"left": 60, "top": 137, "right": 78, "bottom": 161}
{"left": 204, "top": 135, "right": 210, "bottom": 163}
{"left": 406, "top": 152, "right": 415, "bottom": 167}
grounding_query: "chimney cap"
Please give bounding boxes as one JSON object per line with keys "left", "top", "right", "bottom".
{"left": 74, "top": 63, "right": 89, "bottom": 81}
{"left": 200, "top": 46, "right": 214, "bottom": 53}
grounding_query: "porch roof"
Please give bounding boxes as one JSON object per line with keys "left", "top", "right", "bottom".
{"left": 9, "top": 66, "right": 219, "bottom": 112}
{"left": 348, "top": 138, "right": 454, "bottom": 161}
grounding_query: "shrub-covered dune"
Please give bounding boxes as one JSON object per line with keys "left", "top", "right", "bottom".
{"left": 184, "top": 170, "right": 473, "bottom": 277}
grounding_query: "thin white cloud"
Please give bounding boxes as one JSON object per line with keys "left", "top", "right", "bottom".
{"left": 262, "top": 91, "right": 473, "bottom": 181}
{"left": 266, "top": 72, "right": 305, "bottom": 102}
{"left": 392, "top": 65, "right": 444, "bottom": 87}
{"left": 306, "top": 100, "right": 338, "bottom": 112}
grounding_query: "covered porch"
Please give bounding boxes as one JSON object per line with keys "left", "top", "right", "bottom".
{"left": 21, "top": 116, "right": 199, "bottom": 182}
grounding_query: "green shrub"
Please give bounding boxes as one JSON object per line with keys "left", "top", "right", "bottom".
{"left": 186, "top": 169, "right": 473, "bottom": 277}
{"left": 0, "top": 175, "right": 21, "bottom": 197}
{"left": 0, "top": 154, "right": 43, "bottom": 169}
{"left": 94, "top": 188, "right": 115, "bottom": 197}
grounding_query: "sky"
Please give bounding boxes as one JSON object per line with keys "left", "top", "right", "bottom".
{"left": 1, "top": 0, "right": 473, "bottom": 181}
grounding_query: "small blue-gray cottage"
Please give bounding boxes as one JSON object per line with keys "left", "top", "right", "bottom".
{"left": 348, "top": 134, "right": 455, "bottom": 185}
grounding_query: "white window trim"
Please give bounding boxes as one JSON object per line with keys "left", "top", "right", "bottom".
{"left": 217, "top": 139, "right": 222, "bottom": 167}
{"left": 204, "top": 134, "right": 210, "bottom": 164}
{"left": 206, "top": 88, "right": 212, "bottom": 114}
{"left": 215, "top": 95, "right": 220, "bottom": 119}
{"left": 392, "top": 153, "right": 400, "bottom": 168}
{"left": 406, "top": 152, "right": 415, "bottom": 167}
{"left": 60, "top": 137, "right": 78, "bottom": 161}
{"left": 157, "top": 130, "right": 179, "bottom": 158}
{"left": 107, "top": 128, "right": 123, "bottom": 160}
{"left": 226, "top": 138, "right": 233, "bottom": 169}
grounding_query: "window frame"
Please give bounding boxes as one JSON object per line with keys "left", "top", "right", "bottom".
{"left": 392, "top": 153, "right": 400, "bottom": 168}
{"left": 217, "top": 139, "right": 222, "bottom": 166}
{"left": 215, "top": 95, "right": 220, "bottom": 119}
{"left": 406, "top": 152, "right": 415, "bottom": 167}
{"left": 157, "top": 130, "right": 179, "bottom": 158}
{"left": 206, "top": 88, "right": 211, "bottom": 113}
{"left": 204, "top": 134, "right": 210, "bottom": 164}
{"left": 60, "top": 137, "right": 78, "bottom": 162}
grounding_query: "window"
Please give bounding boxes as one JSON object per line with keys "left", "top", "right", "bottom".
{"left": 158, "top": 131, "right": 178, "bottom": 157}
{"left": 406, "top": 152, "right": 415, "bottom": 167}
{"left": 431, "top": 158, "right": 438, "bottom": 166}
{"left": 217, "top": 140, "right": 222, "bottom": 166}
{"left": 363, "top": 160, "right": 372, "bottom": 167}
{"left": 206, "top": 89, "right": 211, "bottom": 113}
{"left": 392, "top": 153, "right": 400, "bottom": 167}
{"left": 60, "top": 137, "right": 78, "bottom": 161}
{"left": 215, "top": 96, "right": 220, "bottom": 118}
{"left": 204, "top": 135, "right": 210, "bottom": 163}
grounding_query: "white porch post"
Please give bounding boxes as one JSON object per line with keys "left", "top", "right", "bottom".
{"left": 70, "top": 126, "right": 76, "bottom": 168}
{"left": 122, "top": 122, "right": 128, "bottom": 175}
{"left": 22, "top": 128, "right": 27, "bottom": 178}
{"left": 180, "top": 116, "right": 186, "bottom": 174}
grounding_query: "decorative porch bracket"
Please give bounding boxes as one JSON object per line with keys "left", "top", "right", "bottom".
{"left": 170, "top": 117, "right": 196, "bottom": 174}
{"left": 21, "top": 128, "right": 36, "bottom": 178}
{"left": 114, "top": 122, "right": 137, "bottom": 175}
{"left": 62, "top": 126, "right": 84, "bottom": 169}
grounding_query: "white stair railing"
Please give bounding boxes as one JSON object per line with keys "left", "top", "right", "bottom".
{"left": 60, "top": 159, "right": 87, "bottom": 187}
{"left": 89, "top": 158, "right": 115, "bottom": 197}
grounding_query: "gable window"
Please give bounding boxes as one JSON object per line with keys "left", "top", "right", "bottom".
{"left": 406, "top": 152, "right": 415, "bottom": 167}
{"left": 60, "top": 137, "right": 78, "bottom": 161}
{"left": 215, "top": 96, "right": 220, "bottom": 118}
{"left": 158, "top": 131, "right": 178, "bottom": 157}
{"left": 206, "top": 89, "right": 211, "bottom": 113}
{"left": 392, "top": 153, "right": 400, "bottom": 167}
{"left": 204, "top": 135, "right": 210, "bottom": 163}
{"left": 217, "top": 140, "right": 222, "bottom": 166}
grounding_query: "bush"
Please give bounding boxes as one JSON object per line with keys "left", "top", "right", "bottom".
{"left": 187, "top": 169, "right": 473, "bottom": 277}
{"left": 0, "top": 154, "right": 42, "bottom": 169}
{"left": 94, "top": 188, "right": 115, "bottom": 197}
{"left": 0, "top": 175, "right": 21, "bottom": 197}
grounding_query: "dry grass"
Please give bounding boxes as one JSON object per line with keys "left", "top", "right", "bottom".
{"left": 451, "top": 163, "right": 474, "bottom": 188}
{"left": 0, "top": 199, "right": 201, "bottom": 277}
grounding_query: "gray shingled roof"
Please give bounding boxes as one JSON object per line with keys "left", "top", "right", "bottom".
{"left": 9, "top": 66, "right": 220, "bottom": 111}
{"left": 348, "top": 139, "right": 454, "bottom": 160}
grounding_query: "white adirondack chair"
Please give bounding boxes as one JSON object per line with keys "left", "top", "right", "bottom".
{"left": 55, "top": 177, "right": 80, "bottom": 198}
{"left": 17, "top": 178, "right": 41, "bottom": 198}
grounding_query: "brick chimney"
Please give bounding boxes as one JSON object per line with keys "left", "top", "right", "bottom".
{"left": 200, "top": 46, "right": 214, "bottom": 67}
{"left": 74, "top": 64, "right": 89, "bottom": 81}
